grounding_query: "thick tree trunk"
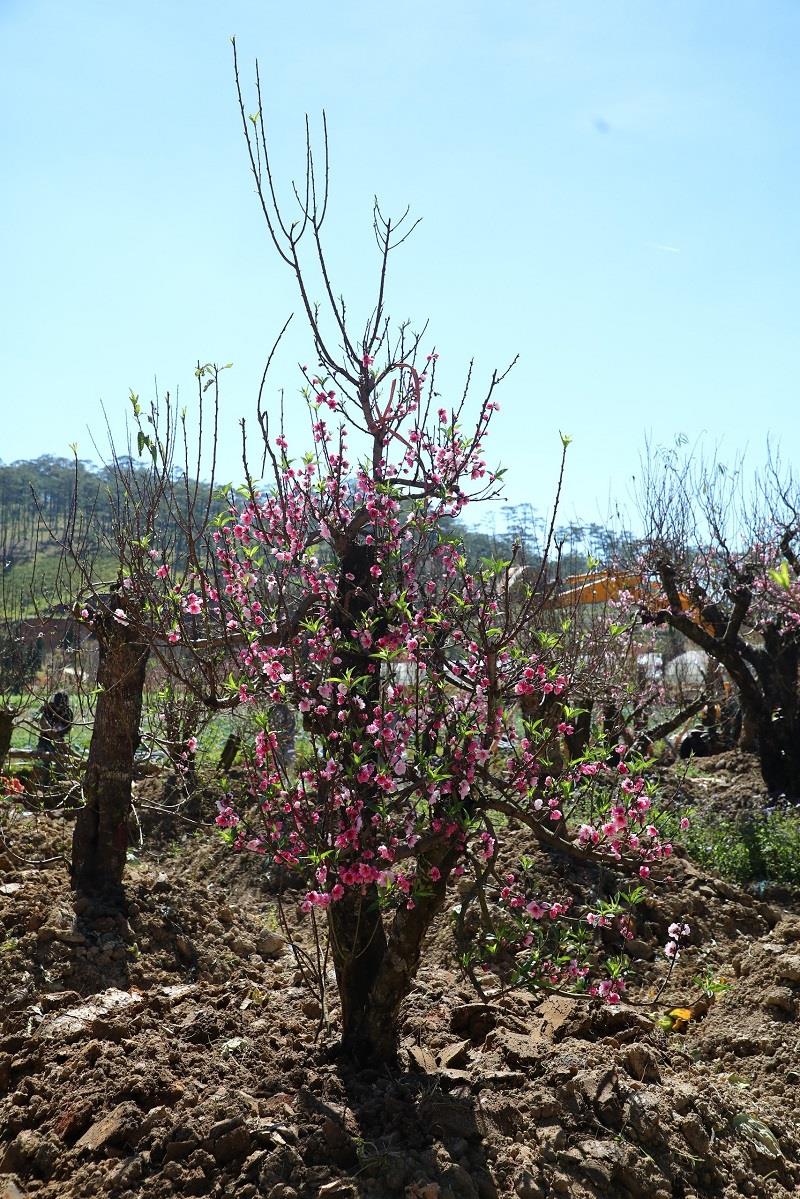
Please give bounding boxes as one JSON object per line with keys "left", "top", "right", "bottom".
{"left": 71, "top": 618, "right": 149, "bottom": 901}
{"left": 358, "top": 864, "right": 455, "bottom": 1060}
{"left": 328, "top": 886, "right": 388, "bottom": 1052}
{"left": 756, "top": 715, "right": 800, "bottom": 796}
{"left": 754, "top": 630, "right": 800, "bottom": 796}
{"left": 0, "top": 709, "right": 13, "bottom": 771}
{"left": 739, "top": 708, "right": 759, "bottom": 752}
{"left": 330, "top": 853, "right": 458, "bottom": 1062}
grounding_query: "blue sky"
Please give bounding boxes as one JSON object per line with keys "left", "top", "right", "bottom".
{"left": 2, "top": 0, "right": 798, "bottom": 534}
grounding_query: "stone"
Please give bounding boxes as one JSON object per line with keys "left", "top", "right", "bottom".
{"left": 256, "top": 930, "right": 287, "bottom": 958}
{"left": 777, "top": 955, "right": 800, "bottom": 983}
{"left": 317, "top": 1182, "right": 358, "bottom": 1198}
{"left": 141, "top": 1106, "right": 169, "bottom": 1134}
{"left": 762, "top": 987, "right": 795, "bottom": 1014}
{"left": 40, "top": 991, "right": 81, "bottom": 1013}
{"left": 160, "top": 984, "right": 198, "bottom": 1004}
{"left": 75, "top": 1102, "right": 143, "bottom": 1152}
{"left": 406, "top": 1044, "right": 438, "bottom": 1074}
{"left": 438, "top": 1040, "right": 471, "bottom": 1070}
{"left": 37, "top": 989, "right": 141, "bottom": 1043}
{"left": 206, "top": 1116, "right": 251, "bottom": 1163}
{"left": 250, "top": 1119, "right": 297, "bottom": 1149}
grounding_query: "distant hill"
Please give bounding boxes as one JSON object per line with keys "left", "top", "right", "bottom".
{"left": 1, "top": 458, "right": 616, "bottom": 616}
{"left": 0, "top": 456, "right": 216, "bottom": 615}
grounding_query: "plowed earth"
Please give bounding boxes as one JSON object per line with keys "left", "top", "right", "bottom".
{"left": 1, "top": 755, "right": 799, "bottom": 1199}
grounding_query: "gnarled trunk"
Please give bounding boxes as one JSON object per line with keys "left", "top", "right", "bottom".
{"left": 71, "top": 616, "right": 149, "bottom": 901}
{"left": 329, "top": 857, "right": 456, "bottom": 1062}
{"left": 752, "top": 629, "right": 800, "bottom": 796}
{"left": 328, "top": 885, "right": 388, "bottom": 1052}
{"left": 755, "top": 713, "right": 800, "bottom": 796}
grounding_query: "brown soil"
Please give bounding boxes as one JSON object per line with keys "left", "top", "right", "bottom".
{"left": 1, "top": 757, "right": 799, "bottom": 1199}
{"left": 658, "top": 749, "right": 784, "bottom": 820}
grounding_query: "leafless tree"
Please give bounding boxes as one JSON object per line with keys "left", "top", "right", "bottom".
{"left": 632, "top": 441, "right": 800, "bottom": 795}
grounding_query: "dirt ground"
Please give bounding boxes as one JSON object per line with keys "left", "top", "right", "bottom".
{"left": 1, "top": 754, "right": 799, "bottom": 1199}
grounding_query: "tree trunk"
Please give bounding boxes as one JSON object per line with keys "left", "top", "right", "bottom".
{"left": 739, "top": 708, "right": 759, "bottom": 752}
{"left": 328, "top": 885, "right": 388, "bottom": 1054}
{"left": 756, "top": 714, "right": 800, "bottom": 796}
{"left": 330, "top": 852, "right": 458, "bottom": 1062}
{"left": 360, "top": 865, "right": 456, "bottom": 1059}
{"left": 0, "top": 709, "right": 13, "bottom": 771}
{"left": 218, "top": 732, "right": 241, "bottom": 772}
{"left": 322, "top": 539, "right": 459, "bottom": 1061}
{"left": 754, "top": 630, "right": 800, "bottom": 796}
{"left": 71, "top": 617, "right": 149, "bottom": 901}
{"left": 564, "top": 701, "right": 592, "bottom": 760}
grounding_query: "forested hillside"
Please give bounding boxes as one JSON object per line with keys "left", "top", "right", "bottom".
{"left": 0, "top": 456, "right": 622, "bottom": 617}
{"left": 0, "top": 456, "right": 217, "bottom": 611}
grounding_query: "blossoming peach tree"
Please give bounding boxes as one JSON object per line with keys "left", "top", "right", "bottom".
{"left": 151, "top": 42, "right": 691, "bottom": 1062}
{"left": 208, "top": 351, "right": 691, "bottom": 1057}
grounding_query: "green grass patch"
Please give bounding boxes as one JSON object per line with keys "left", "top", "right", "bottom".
{"left": 2, "top": 547, "right": 120, "bottom": 616}
{"left": 682, "top": 808, "right": 800, "bottom": 888}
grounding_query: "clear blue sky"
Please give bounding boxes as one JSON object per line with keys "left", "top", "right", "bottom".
{"left": 2, "top": 0, "right": 798, "bottom": 533}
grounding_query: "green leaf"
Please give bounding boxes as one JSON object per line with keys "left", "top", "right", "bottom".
{"left": 769, "top": 560, "right": 792, "bottom": 589}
